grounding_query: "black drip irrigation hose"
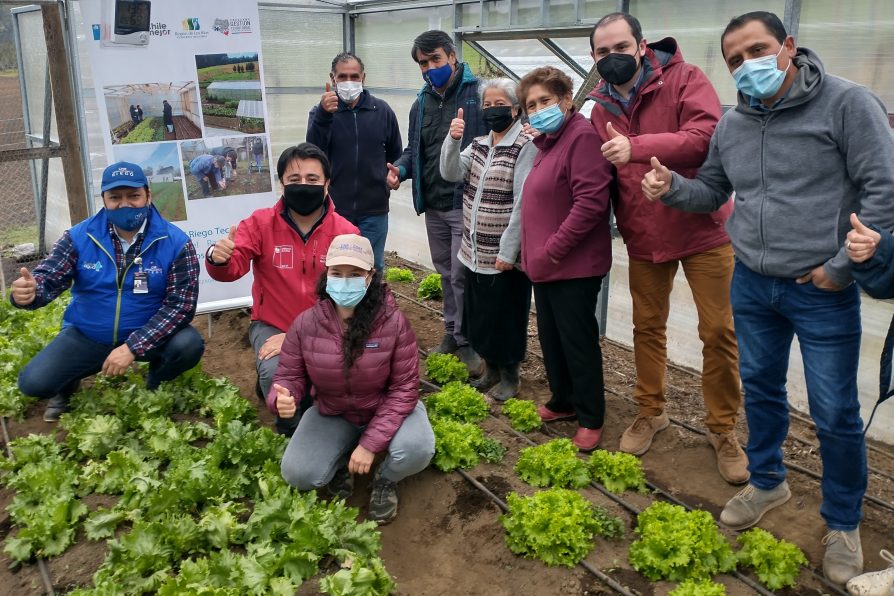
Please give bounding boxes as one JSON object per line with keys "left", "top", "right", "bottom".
{"left": 1, "top": 416, "right": 57, "bottom": 596}
{"left": 395, "top": 289, "right": 894, "bottom": 515}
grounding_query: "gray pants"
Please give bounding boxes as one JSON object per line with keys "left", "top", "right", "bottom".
{"left": 425, "top": 208, "right": 467, "bottom": 345}
{"left": 280, "top": 401, "right": 435, "bottom": 489}
{"left": 249, "top": 319, "right": 282, "bottom": 398}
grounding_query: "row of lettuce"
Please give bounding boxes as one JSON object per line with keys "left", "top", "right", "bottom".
{"left": 0, "top": 297, "right": 392, "bottom": 595}
{"left": 422, "top": 352, "right": 809, "bottom": 596}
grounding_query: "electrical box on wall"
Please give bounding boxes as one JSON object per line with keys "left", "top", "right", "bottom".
{"left": 101, "top": 0, "right": 151, "bottom": 47}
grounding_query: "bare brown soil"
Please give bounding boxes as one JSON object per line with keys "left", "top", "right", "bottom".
{"left": 1, "top": 253, "right": 893, "bottom": 595}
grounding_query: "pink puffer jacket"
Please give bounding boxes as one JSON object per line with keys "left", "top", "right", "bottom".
{"left": 268, "top": 287, "right": 420, "bottom": 453}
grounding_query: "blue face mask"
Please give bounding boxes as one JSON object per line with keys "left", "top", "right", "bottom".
{"left": 424, "top": 62, "right": 453, "bottom": 88}
{"left": 327, "top": 275, "right": 369, "bottom": 308}
{"left": 107, "top": 205, "right": 149, "bottom": 231}
{"left": 732, "top": 45, "right": 790, "bottom": 100}
{"left": 528, "top": 103, "right": 565, "bottom": 134}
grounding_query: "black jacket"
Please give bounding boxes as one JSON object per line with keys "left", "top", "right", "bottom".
{"left": 163, "top": 102, "right": 173, "bottom": 125}
{"left": 307, "top": 90, "right": 402, "bottom": 218}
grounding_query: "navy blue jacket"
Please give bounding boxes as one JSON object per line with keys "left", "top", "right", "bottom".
{"left": 393, "top": 64, "right": 487, "bottom": 214}
{"left": 852, "top": 225, "right": 894, "bottom": 299}
{"left": 307, "top": 90, "right": 402, "bottom": 218}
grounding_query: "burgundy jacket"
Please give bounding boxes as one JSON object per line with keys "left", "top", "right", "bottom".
{"left": 588, "top": 38, "right": 731, "bottom": 263}
{"left": 521, "top": 108, "right": 613, "bottom": 283}
{"left": 268, "top": 287, "right": 419, "bottom": 453}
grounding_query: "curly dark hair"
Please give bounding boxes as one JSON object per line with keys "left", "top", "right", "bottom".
{"left": 316, "top": 270, "right": 385, "bottom": 372}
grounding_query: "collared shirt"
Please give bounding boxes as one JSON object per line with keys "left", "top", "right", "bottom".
{"left": 13, "top": 220, "right": 200, "bottom": 357}
{"left": 606, "top": 66, "right": 646, "bottom": 108}
{"left": 114, "top": 219, "right": 147, "bottom": 255}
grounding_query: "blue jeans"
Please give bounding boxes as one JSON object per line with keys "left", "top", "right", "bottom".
{"left": 346, "top": 213, "right": 388, "bottom": 272}
{"left": 730, "top": 261, "right": 866, "bottom": 530}
{"left": 18, "top": 325, "right": 205, "bottom": 397}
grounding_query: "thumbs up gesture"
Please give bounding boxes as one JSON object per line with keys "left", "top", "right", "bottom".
{"left": 641, "top": 157, "right": 673, "bottom": 202}
{"left": 449, "top": 107, "right": 465, "bottom": 140}
{"left": 846, "top": 213, "right": 882, "bottom": 263}
{"left": 321, "top": 81, "right": 338, "bottom": 113}
{"left": 600, "top": 122, "right": 632, "bottom": 166}
{"left": 272, "top": 383, "right": 296, "bottom": 418}
{"left": 11, "top": 267, "right": 37, "bottom": 306}
{"left": 385, "top": 162, "right": 401, "bottom": 190}
{"left": 211, "top": 223, "right": 238, "bottom": 264}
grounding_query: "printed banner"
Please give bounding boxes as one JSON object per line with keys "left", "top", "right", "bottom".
{"left": 81, "top": 0, "right": 273, "bottom": 312}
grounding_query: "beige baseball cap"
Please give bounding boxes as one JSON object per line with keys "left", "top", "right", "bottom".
{"left": 325, "top": 234, "right": 374, "bottom": 270}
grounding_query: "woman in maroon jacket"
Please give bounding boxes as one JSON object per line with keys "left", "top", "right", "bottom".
{"left": 270, "top": 234, "right": 434, "bottom": 523}
{"left": 518, "top": 67, "right": 614, "bottom": 452}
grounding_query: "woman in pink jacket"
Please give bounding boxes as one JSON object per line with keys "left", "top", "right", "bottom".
{"left": 269, "top": 234, "right": 434, "bottom": 523}
{"left": 518, "top": 67, "right": 613, "bottom": 452}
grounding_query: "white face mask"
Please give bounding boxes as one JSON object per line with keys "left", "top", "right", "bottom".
{"left": 336, "top": 81, "right": 363, "bottom": 103}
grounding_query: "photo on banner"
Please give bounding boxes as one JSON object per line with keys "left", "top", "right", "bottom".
{"left": 112, "top": 142, "right": 187, "bottom": 222}
{"left": 81, "top": 0, "right": 274, "bottom": 311}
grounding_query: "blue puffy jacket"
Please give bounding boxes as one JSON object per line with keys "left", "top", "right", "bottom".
{"left": 852, "top": 225, "right": 894, "bottom": 300}
{"left": 64, "top": 206, "right": 191, "bottom": 345}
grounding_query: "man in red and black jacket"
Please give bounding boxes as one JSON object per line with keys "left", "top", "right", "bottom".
{"left": 206, "top": 143, "right": 357, "bottom": 435}
{"left": 588, "top": 13, "right": 746, "bottom": 484}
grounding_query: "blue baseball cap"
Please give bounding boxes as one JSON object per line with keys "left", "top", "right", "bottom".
{"left": 100, "top": 161, "right": 148, "bottom": 193}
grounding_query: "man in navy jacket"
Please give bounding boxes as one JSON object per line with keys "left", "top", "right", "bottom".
{"left": 307, "top": 52, "right": 402, "bottom": 272}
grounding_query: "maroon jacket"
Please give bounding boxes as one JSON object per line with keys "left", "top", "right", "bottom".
{"left": 268, "top": 287, "right": 419, "bottom": 453}
{"left": 521, "top": 109, "right": 613, "bottom": 283}
{"left": 588, "top": 38, "right": 731, "bottom": 263}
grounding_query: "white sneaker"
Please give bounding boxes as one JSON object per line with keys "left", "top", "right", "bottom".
{"left": 846, "top": 549, "right": 894, "bottom": 596}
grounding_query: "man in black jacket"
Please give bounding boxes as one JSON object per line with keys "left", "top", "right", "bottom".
{"left": 307, "top": 52, "right": 402, "bottom": 272}
{"left": 389, "top": 30, "right": 487, "bottom": 375}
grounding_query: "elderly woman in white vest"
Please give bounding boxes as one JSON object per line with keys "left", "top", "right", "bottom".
{"left": 439, "top": 77, "right": 536, "bottom": 401}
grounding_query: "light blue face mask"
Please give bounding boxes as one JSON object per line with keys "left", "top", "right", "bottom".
{"left": 732, "top": 45, "right": 790, "bottom": 100}
{"left": 528, "top": 103, "right": 565, "bottom": 134}
{"left": 326, "top": 275, "right": 369, "bottom": 308}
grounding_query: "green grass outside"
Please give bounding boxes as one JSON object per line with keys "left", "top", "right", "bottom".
{"left": 0, "top": 70, "right": 18, "bottom": 78}
{"left": 197, "top": 62, "right": 260, "bottom": 84}
{"left": 150, "top": 181, "right": 187, "bottom": 222}
{"left": 0, "top": 224, "right": 37, "bottom": 249}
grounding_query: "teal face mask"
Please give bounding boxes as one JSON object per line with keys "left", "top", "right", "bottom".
{"left": 326, "top": 275, "right": 368, "bottom": 308}
{"left": 528, "top": 103, "right": 565, "bottom": 134}
{"left": 732, "top": 45, "right": 790, "bottom": 100}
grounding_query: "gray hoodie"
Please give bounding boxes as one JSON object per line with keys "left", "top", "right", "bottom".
{"left": 662, "top": 48, "right": 894, "bottom": 286}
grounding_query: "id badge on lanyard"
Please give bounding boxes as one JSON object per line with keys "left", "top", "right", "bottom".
{"left": 133, "top": 257, "right": 148, "bottom": 294}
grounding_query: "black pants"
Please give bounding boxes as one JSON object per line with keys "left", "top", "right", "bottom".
{"left": 463, "top": 266, "right": 532, "bottom": 365}
{"left": 533, "top": 276, "right": 605, "bottom": 429}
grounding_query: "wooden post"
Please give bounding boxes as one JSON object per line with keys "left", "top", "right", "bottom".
{"left": 41, "top": 3, "right": 89, "bottom": 225}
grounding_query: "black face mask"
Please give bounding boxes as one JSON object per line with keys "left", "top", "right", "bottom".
{"left": 596, "top": 52, "right": 640, "bottom": 86}
{"left": 482, "top": 106, "right": 515, "bottom": 133}
{"left": 283, "top": 183, "right": 325, "bottom": 216}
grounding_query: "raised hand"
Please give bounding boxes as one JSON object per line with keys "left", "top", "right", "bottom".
{"left": 846, "top": 212, "right": 882, "bottom": 263}
{"left": 449, "top": 107, "right": 465, "bottom": 140}
{"left": 273, "top": 383, "right": 296, "bottom": 418}
{"left": 11, "top": 267, "right": 37, "bottom": 306}
{"left": 211, "top": 223, "right": 238, "bottom": 264}
{"left": 641, "top": 156, "right": 673, "bottom": 201}
{"left": 321, "top": 81, "right": 338, "bottom": 113}
{"left": 386, "top": 162, "right": 401, "bottom": 190}
{"left": 601, "top": 122, "right": 632, "bottom": 166}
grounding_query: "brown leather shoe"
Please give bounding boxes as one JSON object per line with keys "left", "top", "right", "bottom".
{"left": 619, "top": 411, "right": 669, "bottom": 455}
{"left": 572, "top": 426, "right": 602, "bottom": 452}
{"left": 707, "top": 430, "right": 750, "bottom": 485}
